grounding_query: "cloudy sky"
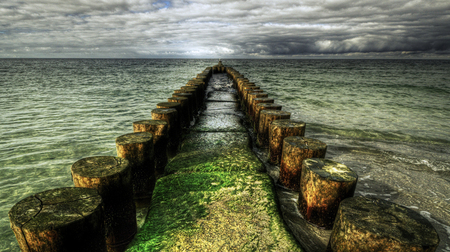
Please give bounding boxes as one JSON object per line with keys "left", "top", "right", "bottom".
{"left": 1, "top": 0, "right": 449, "bottom": 58}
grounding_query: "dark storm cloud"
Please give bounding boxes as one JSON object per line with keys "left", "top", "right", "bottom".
{"left": 0, "top": 0, "right": 449, "bottom": 58}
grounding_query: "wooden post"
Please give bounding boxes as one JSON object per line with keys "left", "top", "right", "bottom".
{"left": 257, "top": 110, "right": 291, "bottom": 147}
{"left": 133, "top": 120, "right": 168, "bottom": 177}
{"left": 327, "top": 196, "right": 440, "bottom": 252}
{"left": 298, "top": 158, "right": 357, "bottom": 229}
{"left": 268, "top": 119, "right": 306, "bottom": 165}
{"left": 252, "top": 98, "right": 275, "bottom": 122}
{"left": 116, "top": 132, "right": 155, "bottom": 199}
{"left": 254, "top": 103, "right": 281, "bottom": 132}
{"left": 181, "top": 86, "right": 202, "bottom": 110}
{"left": 187, "top": 80, "right": 205, "bottom": 91}
{"left": 71, "top": 156, "right": 136, "bottom": 251}
{"left": 186, "top": 83, "right": 204, "bottom": 101}
{"left": 178, "top": 88, "right": 198, "bottom": 116}
{"left": 279, "top": 136, "right": 327, "bottom": 191}
{"left": 239, "top": 83, "right": 255, "bottom": 99}
{"left": 9, "top": 187, "right": 106, "bottom": 252}
{"left": 242, "top": 86, "right": 260, "bottom": 110}
{"left": 172, "top": 93, "right": 195, "bottom": 122}
{"left": 247, "top": 92, "right": 268, "bottom": 117}
{"left": 167, "top": 97, "right": 190, "bottom": 127}
{"left": 236, "top": 77, "right": 248, "bottom": 89}
{"left": 152, "top": 107, "right": 179, "bottom": 156}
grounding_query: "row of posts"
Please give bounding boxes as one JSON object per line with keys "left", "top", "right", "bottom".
{"left": 225, "top": 66, "right": 440, "bottom": 252}
{"left": 8, "top": 67, "right": 213, "bottom": 252}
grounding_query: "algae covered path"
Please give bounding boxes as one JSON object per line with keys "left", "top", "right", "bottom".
{"left": 126, "top": 73, "right": 302, "bottom": 251}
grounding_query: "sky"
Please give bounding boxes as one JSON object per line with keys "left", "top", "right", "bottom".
{"left": 1, "top": 0, "right": 449, "bottom": 59}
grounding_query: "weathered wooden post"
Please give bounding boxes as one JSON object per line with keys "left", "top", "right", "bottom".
{"left": 167, "top": 97, "right": 190, "bottom": 127}
{"left": 257, "top": 110, "right": 291, "bottom": 146}
{"left": 236, "top": 78, "right": 248, "bottom": 93}
{"left": 254, "top": 103, "right": 281, "bottom": 132}
{"left": 181, "top": 86, "right": 201, "bottom": 109}
{"left": 116, "top": 132, "right": 155, "bottom": 199}
{"left": 133, "top": 120, "right": 168, "bottom": 176}
{"left": 71, "top": 156, "right": 136, "bottom": 252}
{"left": 239, "top": 83, "right": 255, "bottom": 100}
{"left": 327, "top": 196, "right": 440, "bottom": 252}
{"left": 151, "top": 107, "right": 179, "bottom": 156}
{"left": 242, "top": 86, "right": 261, "bottom": 110}
{"left": 247, "top": 92, "right": 268, "bottom": 118}
{"left": 235, "top": 77, "right": 248, "bottom": 89}
{"left": 298, "top": 158, "right": 358, "bottom": 229}
{"left": 177, "top": 88, "right": 198, "bottom": 116}
{"left": 9, "top": 187, "right": 106, "bottom": 252}
{"left": 252, "top": 98, "right": 274, "bottom": 122}
{"left": 186, "top": 83, "right": 204, "bottom": 101}
{"left": 172, "top": 93, "right": 194, "bottom": 122}
{"left": 279, "top": 136, "right": 327, "bottom": 191}
{"left": 268, "top": 119, "right": 306, "bottom": 164}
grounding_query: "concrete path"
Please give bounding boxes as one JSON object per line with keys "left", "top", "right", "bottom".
{"left": 126, "top": 73, "right": 302, "bottom": 251}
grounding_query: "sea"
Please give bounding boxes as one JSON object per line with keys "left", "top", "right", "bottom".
{"left": 0, "top": 59, "right": 449, "bottom": 251}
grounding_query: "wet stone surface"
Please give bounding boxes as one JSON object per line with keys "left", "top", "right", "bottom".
{"left": 129, "top": 72, "right": 303, "bottom": 252}
{"left": 202, "top": 101, "right": 241, "bottom": 115}
{"left": 191, "top": 114, "right": 246, "bottom": 132}
{"left": 207, "top": 91, "right": 237, "bottom": 102}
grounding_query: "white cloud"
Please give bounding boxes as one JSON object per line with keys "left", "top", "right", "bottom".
{"left": 0, "top": 0, "right": 449, "bottom": 58}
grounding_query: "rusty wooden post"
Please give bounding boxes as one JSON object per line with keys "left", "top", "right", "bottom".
{"left": 257, "top": 110, "right": 291, "bottom": 147}
{"left": 268, "top": 119, "right": 306, "bottom": 164}
{"left": 299, "top": 158, "right": 357, "bottom": 229}
{"left": 279, "top": 136, "right": 327, "bottom": 191}
{"left": 254, "top": 103, "right": 281, "bottom": 133}
{"left": 247, "top": 92, "right": 268, "bottom": 118}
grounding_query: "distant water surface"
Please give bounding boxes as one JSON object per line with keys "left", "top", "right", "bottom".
{"left": 0, "top": 59, "right": 449, "bottom": 251}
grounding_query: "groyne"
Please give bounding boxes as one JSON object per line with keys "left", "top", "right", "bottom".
{"left": 9, "top": 61, "right": 440, "bottom": 252}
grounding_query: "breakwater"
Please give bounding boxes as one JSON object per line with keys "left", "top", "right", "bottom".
{"left": 7, "top": 61, "right": 440, "bottom": 252}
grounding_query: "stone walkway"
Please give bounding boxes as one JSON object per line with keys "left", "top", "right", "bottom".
{"left": 126, "top": 73, "right": 302, "bottom": 251}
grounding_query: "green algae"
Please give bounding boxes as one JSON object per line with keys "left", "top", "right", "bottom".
{"left": 165, "top": 145, "right": 264, "bottom": 174}
{"left": 191, "top": 114, "right": 246, "bottom": 132}
{"left": 165, "top": 131, "right": 264, "bottom": 174}
{"left": 180, "top": 132, "right": 250, "bottom": 152}
{"left": 126, "top": 172, "right": 302, "bottom": 252}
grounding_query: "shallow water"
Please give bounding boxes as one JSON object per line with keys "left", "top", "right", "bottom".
{"left": 1, "top": 59, "right": 449, "bottom": 251}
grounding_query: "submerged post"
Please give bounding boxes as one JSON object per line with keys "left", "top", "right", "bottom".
{"left": 327, "top": 197, "right": 440, "bottom": 252}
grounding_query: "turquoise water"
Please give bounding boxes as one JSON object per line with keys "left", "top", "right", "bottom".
{"left": 1, "top": 59, "right": 449, "bottom": 251}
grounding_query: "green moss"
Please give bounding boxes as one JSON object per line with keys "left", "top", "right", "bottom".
{"left": 165, "top": 145, "right": 264, "bottom": 174}
{"left": 166, "top": 131, "right": 264, "bottom": 174}
{"left": 126, "top": 172, "right": 302, "bottom": 252}
{"left": 180, "top": 132, "right": 250, "bottom": 152}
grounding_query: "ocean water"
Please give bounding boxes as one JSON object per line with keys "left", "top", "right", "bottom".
{"left": 1, "top": 59, "right": 449, "bottom": 251}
